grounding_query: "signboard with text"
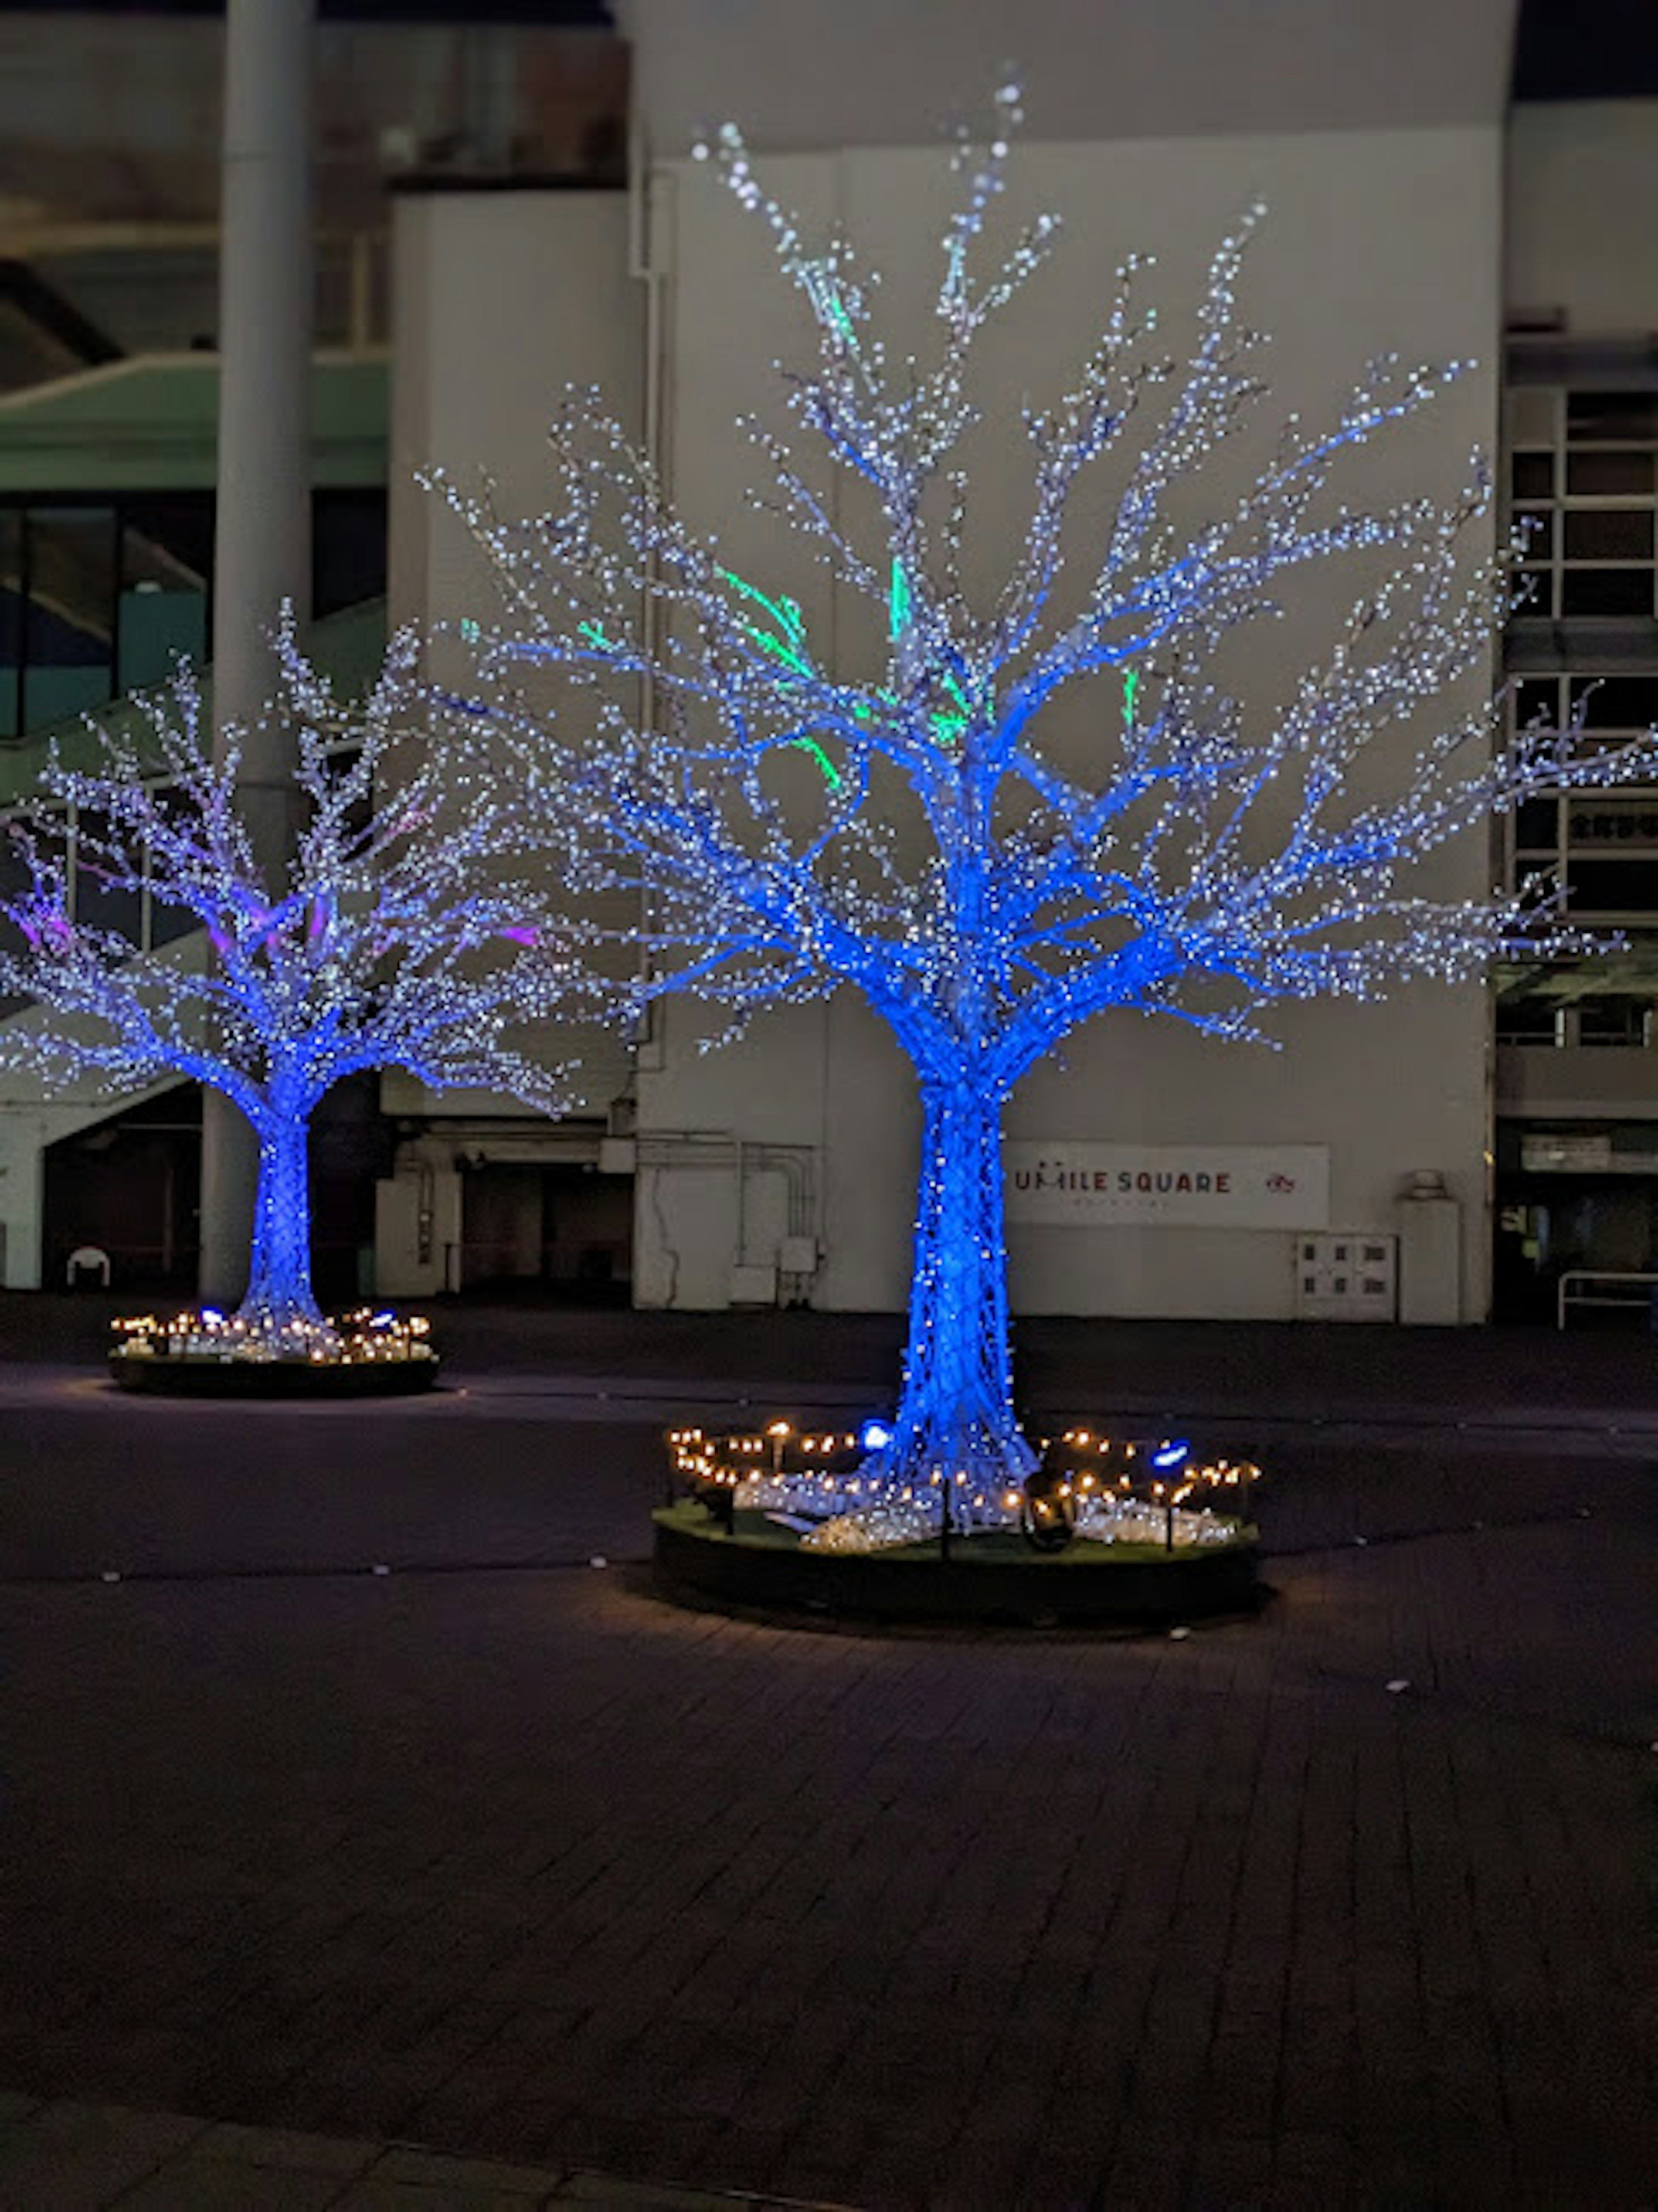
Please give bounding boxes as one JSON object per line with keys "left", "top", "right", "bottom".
{"left": 1005, "top": 1143, "right": 1331, "bottom": 1230}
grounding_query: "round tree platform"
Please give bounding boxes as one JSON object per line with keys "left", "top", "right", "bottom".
{"left": 109, "top": 1350, "right": 440, "bottom": 1399}
{"left": 653, "top": 1503, "right": 1262, "bottom": 1628}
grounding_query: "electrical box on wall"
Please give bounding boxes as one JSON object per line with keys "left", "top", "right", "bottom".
{"left": 1294, "top": 1232, "right": 1398, "bottom": 1321}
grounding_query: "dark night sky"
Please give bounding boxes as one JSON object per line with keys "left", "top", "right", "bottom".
{"left": 0, "top": 0, "right": 1655, "bottom": 102}
{"left": 1513, "top": 0, "right": 1658, "bottom": 97}
{"left": 0, "top": 1, "right": 615, "bottom": 18}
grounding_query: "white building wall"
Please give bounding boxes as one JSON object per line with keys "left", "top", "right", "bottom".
{"left": 388, "top": 189, "right": 643, "bottom": 1130}
{"left": 389, "top": 191, "right": 643, "bottom": 642}
{"left": 1507, "top": 101, "right": 1658, "bottom": 329}
{"left": 614, "top": 0, "right": 1516, "bottom": 149}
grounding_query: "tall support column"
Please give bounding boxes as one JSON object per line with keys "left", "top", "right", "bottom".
{"left": 199, "top": 0, "right": 316, "bottom": 1304}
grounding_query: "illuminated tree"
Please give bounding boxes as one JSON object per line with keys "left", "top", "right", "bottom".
{"left": 0, "top": 627, "right": 576, "bottom": 1345}
{"left": 440, "top": 89, "right": 1652, "bottom": 1529}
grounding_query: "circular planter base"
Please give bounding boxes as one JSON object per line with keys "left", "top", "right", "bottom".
{"left": 108, "top": 1352, "right": 440, "bottom": 1399}
{"left": 653, "top": 1505, "right": 1262, "bottom": 1628}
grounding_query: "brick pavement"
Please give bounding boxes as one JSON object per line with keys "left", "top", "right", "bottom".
{"left": 0, "top": 1316, "right": 1655, "bottom": 2207}
{"left": 0, "top": 2093, "right": 842, "bottom": 2209}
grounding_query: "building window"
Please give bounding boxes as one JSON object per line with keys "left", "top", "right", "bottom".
{"left": 1504, "top": 383, "right": 1658, "bottom": 921}
{"left": 0, "top": 488, "right": 385, "bottom": 742}
{"left": 0, "top": 496, "right": 209, "bottom": 741}
{"left": 1510, "top": 387, "right": 1658, "bottom": 621}
{"left": 1506, "top": 671, "right": 1658, "bottom": 920}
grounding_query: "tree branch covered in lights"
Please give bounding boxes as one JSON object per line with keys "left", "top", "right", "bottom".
{"left": 438, "top": 85, "right": 1658, "bottom": 1527}
{"left": 0, "top": 623, "right": 579, "bottom": 1343}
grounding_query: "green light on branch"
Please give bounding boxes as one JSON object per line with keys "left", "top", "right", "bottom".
{"left": 806, "top": 269, "right": 857, "bottom": 348}
{"left": 748, "top": 629, "right": 813, "bottom": 678}
{"left": 719, "top": 569, "right": 805, "bottom": 642}
{"left": 889, "top": 559, "right": 912, "bottom": 642}
{"left": 790, "top": 737, "right": 843, "bottom": 791}
{"left": 719, "top": 568, "right": 815, "bottom": 677}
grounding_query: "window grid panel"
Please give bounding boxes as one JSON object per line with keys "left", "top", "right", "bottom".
{"left": 1503, "top": 386, "right": 1658, "bottom": 918}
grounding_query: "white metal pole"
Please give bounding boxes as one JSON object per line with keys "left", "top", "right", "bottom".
{"left": 199, "top": 0, "right": 315, "bottom": 1304}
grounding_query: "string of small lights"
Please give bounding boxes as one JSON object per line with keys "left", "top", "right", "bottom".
{"left": 112, "top": 1307, "right": 435, "bottom": 1367}
{"left": 665, "top": 1423, "right": 1259, "bottom": 1554}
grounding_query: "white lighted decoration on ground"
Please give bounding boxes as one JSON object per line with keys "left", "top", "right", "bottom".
{"left": 666, "top": 1424, "right": 1260, "bottom": 1556}
{"left": 111, "top": 1307, "right": 436, "bottom": 1370}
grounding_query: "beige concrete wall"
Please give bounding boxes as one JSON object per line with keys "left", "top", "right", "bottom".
{"left": 1507, "top": 101, "right": 1658, "bottom": 329}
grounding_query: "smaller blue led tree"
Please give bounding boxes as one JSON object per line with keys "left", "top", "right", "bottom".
{"left": 438, "top": 90, "right": 1657, "bottom": 1532}
{"left": 0, "top": 625, "right": 577, "bottom": 1347}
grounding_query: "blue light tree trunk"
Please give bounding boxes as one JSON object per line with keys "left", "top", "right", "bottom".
{"left": 240, "top": 1076, "right": 323, "bottom": 1334}
{"left": 872, "top": 760, "right": 1040, "bottom": 1519}
{"left": 880, "top": 1072, "right": 1034, "bottom": 1526}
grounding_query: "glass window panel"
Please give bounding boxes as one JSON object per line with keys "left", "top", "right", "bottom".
{"left": 1575, "top": 995, "right": 1649, "bottom": 1042}
{"left": 23, "top": 507, "right": 115, "bottom": 732}
{"left": 143, "top": 784, "right": 207, "bottom": 947}
{"left": 122, "top": 496, "right": 214, "bottom": 584}
{"left": 313, "top": 489, "right": 387, "bottom": 620}
{"left": 1514, "top": 797, "right": 1559, "bottom": 850}
{"left": 1571, "top": 675, "right": 1658, "bottom": 731}
{"left": 69, "top": 809, "right": 144, "bottom": 945}
{"left": 1513, "top": 508, "right": 1554, "bottom": 558}
{"left": 1508, "top": 389, "right": 1557, "bottom": 446}
{"left": 0, "top": 830, "right": 35, "bottom": 1013}
{"left": 1562, "top": 508, "right": 1655, "bottom": 560}
{"left": 25, "top": 667, "right": 109, "bottom": 726}
{"left": 1566, "top": 800, "right": 1658, "bottom": 843}
{"left": 1566, "top": 391, "right": 1658, "bottom": 443}
{"left": 0, "top": 834, "right": 32, "bottom": 905}
{"left": 1514, "top": 676, "right": 1565, "bottom": 728}
{"left": 1566, "top": 449, "right": 1655, "bottom": 496}
{"left": 1517, "top": 566, "right": 1555, "bottom": 616}
{"left": 146, "top": 892, "right": 199, "bottom": 951}
{"left": 1495, "top": 992, "right": 1561, "bottom": 1044}
{"left": 117, "top": 586, "right": 205, "bottom": 694}
{"left": 1512, "top": 451, "right": 1554, "bottom": 499}
{"left": 118, "top": 502, "right": 210, "bottom": 693}
{"left": 1560, "top": 567, "right": 1653, "bottom": 617}
{"left": 1565, "top": 858, "right": 1658, "bottom": 912}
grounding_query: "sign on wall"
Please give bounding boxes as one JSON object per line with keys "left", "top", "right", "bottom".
{"left": 1005, "top": 1143, "right": 1331, "bottom": 1230}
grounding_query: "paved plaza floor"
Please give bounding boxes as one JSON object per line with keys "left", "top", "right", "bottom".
{"left": 0, "top": 1298, "right": 1655, "bottom": 2208}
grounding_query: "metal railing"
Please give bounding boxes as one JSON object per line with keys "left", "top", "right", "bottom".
{"left": 1497, "top": 1016, "right": 1658, "bottom": 1048}
{"left": 1556, "top": 1268, "right": 1658, "bottom": 1329}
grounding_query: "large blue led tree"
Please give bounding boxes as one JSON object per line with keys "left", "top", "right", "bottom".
{"left": 441, "top": 90, "right": 1652, "bottom": 1531}
{"left": 0, "top": 627, "right": 576, "bottom": 1349}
